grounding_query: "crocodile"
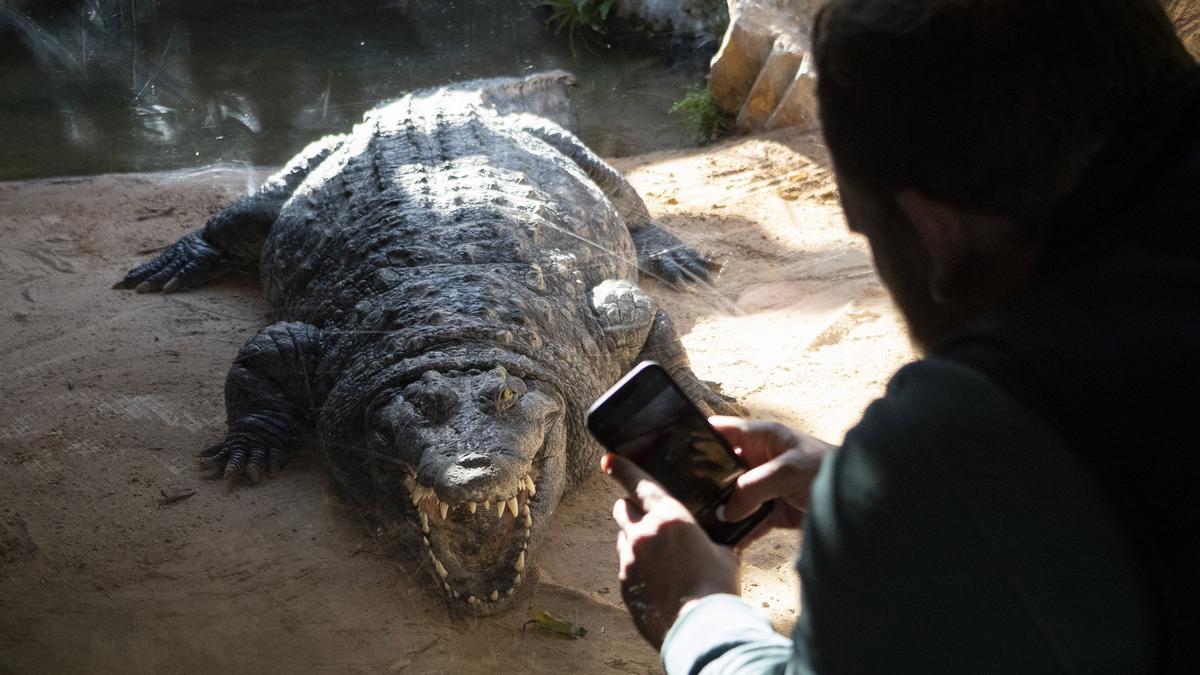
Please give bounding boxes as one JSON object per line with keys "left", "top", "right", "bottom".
{"left": 115, "top": 71, "right": 737, "bottom": 615}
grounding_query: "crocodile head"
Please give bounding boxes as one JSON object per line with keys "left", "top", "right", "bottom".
{"left": 366, "top": 365, "right": 567, "bottom": 615}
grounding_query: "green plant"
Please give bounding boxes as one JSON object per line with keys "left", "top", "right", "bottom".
{"left": 669, "top": 86, "right": 731, "bottom": 144}
{"left": 537, "top": 0, "right": 615, "bottom": 49}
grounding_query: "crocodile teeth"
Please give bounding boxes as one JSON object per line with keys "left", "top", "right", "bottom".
{"left": 468, "top": 501, "right": 477, "bottom": 514}
{"left": 439, "top": 501, "right": 449, "bottom": 520}
{"left": 497, "top": 501, "right": 505, "bottom": 518}
{"left": 484, "top": 498, "right": 492, "bottom": 510}
{"left": 468, "top": 595, "right": 478, "bottom": 605}
{"left": 506, "top": 587, "right": 514, "bottom": 596}
{"left": 420, "top": 512, "right": 429, "bottom": 534}
{"left": 490, "top": 590, "right": 499, "bottom": 602}
{"left": 526, "top": 477, "right": 536, "bottom": 496}
{"left": 523, "top": 511, "right": 532, "bottom": 529}
{"left": 506, "top": 497, "right": 519, "bottom": 518}
{"left": 515, "top": 550, "right": 525, "bottom": 572}
{"left": 435, "top": 559, "right": 448, "bottom": 578}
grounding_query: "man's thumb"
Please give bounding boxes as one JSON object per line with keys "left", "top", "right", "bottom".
{"left": 722, "top": 462, "right": 780, "bottom": 522}
{"left": 602, "top": 453, "right": 668, "bottom": 509}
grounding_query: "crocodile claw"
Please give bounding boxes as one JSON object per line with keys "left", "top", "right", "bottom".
{"left": 198, "top": 435, "right": 286, "bottom": 484}
{"left": 115, "top": 230, "right": 230, "bottom": 293}
{"left": 632, "top": 224, "right": 721, "bottom": 287}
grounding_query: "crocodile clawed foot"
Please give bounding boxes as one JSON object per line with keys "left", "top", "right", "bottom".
{"left": 198, "top": 436, "right": 286, "bottom": 484}
{"left": 115, "top": 230, "right": 230, "bottom": 293}
{"left": 632, "top": 224, "right": 721, "bottom": 288}
{"left": 699, "top": 380, "right": 749, "bottom": 417}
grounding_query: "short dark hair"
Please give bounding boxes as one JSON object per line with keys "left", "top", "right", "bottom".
{"left": 813, "top": 0, "right": 1195, "bottom": 225}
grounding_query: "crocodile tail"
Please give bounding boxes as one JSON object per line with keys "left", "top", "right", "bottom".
{"left": 478, "top": 70, "right": 579, "bottom": 134}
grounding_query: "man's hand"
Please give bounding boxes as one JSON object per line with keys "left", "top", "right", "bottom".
{"left": 710, "top": 417, "right": 835, "bottom": 547}
{"left": 604, "top": 453, "right": 740, "bottom": 649}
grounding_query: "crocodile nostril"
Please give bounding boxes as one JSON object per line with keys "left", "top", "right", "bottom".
{"left": 457, "top": 454, "right": 492, "bottom": 470}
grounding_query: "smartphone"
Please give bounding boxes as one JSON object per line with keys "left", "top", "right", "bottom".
{"left": 587, "top": 361, "right": 772, "bottom": 546}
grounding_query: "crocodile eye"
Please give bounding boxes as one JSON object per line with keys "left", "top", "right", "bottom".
{"left": 494, "top": 377, "right": 527, "bottom": 411}
{"left": 494, "top": 385, "right": 519, "bottom": 412}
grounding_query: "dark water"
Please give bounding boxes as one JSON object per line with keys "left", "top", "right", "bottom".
{"left": 0, "top": 0, "right": 713, "bottom": 181}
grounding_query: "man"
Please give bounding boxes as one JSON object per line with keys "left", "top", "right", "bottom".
{"left": 606, "top": 0, "right": 1199, "bottom": 672}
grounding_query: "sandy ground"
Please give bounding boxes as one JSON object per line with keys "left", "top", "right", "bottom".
{"left": 0, "top": 128, "right": 915, "bottom": 673}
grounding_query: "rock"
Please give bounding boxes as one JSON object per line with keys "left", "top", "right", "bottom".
{"left": 708, "top": 15, "right": 778, "bottom": 114}
{"left": 764, "top": 51, "right": 818, "bottom": 131}
{"left": 708, "top": 0, "right": 817, "bottom": 131}
{"left": 736, "top": 31, "right": 807, "bottom": 132}
{"left": 1163, "top": 0, "right": 1200, "bottom": 58}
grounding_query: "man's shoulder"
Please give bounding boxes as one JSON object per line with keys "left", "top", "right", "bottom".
{"left": 844, "top": 356, "right": 1131, "bottom": 549}
{"left": 845, "top": 357, "right": 1074, "bottom": 486}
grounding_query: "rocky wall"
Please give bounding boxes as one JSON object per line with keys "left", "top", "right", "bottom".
{"left": 707, "top": 0, "right": 818, "bottom": 134}
{"left": 1164, "top": 0, "right": 1200, "bottom": 58}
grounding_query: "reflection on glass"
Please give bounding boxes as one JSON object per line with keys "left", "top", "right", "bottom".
{"left": 0, "top": 0, "right": 713, "bottom": 180}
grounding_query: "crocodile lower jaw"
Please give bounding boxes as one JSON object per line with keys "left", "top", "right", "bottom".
{"left": 405, "top": 471, "right": 537, "bottom": 608}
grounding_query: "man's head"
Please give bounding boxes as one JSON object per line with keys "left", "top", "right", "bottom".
{"left": 812, "top": 0, "right": 1195, "bottom": 349}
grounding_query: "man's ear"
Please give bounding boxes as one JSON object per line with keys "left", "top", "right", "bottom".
{"left": 894, "top": 189, "right": 971, "bottom": 283}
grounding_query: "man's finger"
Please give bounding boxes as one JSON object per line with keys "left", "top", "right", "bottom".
{"left": 612, "top": 496, "right": 643, "bottom": 529}
{"left": 708, "top": 416, "right": 751, "bottom": 452}
{"left": 616, "top": 529, "right": 632, "bottom": 566}
{"left": 709, "top": 417, "right": 799, "bottom": 468}
{"left": 602, "top": 453, "right": 670, "bottom": 510}
{"left": 723, "top": 455, "right": 799, "bottom": 522}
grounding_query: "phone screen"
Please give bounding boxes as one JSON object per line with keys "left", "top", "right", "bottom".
{"left": 588, "top": 361, "right": 771, "bottom": 545}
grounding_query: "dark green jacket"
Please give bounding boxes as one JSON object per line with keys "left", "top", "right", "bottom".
{"left": 662, "top": 359, "right": 1155, "bottom": 674}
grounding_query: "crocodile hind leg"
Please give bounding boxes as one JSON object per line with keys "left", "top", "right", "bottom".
{"left": 591, "top": 279, "right": 743, "bottom": 416}
{"left": 199, "top": 322, "right": 326, "bottom": 483}
{"left": 516, "top": 116, "right": 721, "bottom": 286}
{"left": 115, "top": 133, "right": 347, "bottom": 293}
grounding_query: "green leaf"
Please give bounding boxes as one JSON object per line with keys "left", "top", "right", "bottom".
{"left": 523, "top": 610, "right": 588, "bottom": 639}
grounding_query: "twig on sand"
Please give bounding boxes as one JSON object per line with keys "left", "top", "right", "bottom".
{"left": 159, "top": 488, "right": 196, "bottom": 505}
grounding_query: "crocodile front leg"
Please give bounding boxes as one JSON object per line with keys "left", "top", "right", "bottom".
{"left": 590, "top": 279, "right": 743, "bottom": 416}
{"left": 200, "top": 322, "right": 326, "bottom": 483}
{"left": 115, "top": 133, "right": 347, "bottom": 293}
{"left": 517, "top": 116, "right": 720, "bottom": 286}
{"left": 591, "top": 279, "right": 658, "bottom": 358}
